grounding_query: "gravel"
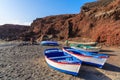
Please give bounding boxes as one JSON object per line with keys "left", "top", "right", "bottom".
{"left": 0, "top": 43, "right": 119, "bottom": 80}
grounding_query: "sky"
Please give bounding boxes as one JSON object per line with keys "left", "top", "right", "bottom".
{"left": 0, "top": 0, "right": 96, "bottom": 25}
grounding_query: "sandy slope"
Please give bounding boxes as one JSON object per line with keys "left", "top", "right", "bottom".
{"left": 0, "top": 43, "right": 120, "bottom": 80}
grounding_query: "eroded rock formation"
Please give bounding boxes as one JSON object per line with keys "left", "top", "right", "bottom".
{"left": 15, "top": 0, "right": 120, "bottom": 46}
{"left": 23, "top": 0, "right": 120, "bottom": 46}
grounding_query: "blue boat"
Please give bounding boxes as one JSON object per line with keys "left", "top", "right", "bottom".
{"left": 40, "top": 41, "right": 59, "bottom": 46}
{"left": 63, "top": 47, "right": 109, "bottom": 68}
{"left": 44, "top": 48, "right": 82, "bottom": 76}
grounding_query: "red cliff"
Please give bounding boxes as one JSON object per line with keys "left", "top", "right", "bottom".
{"left": 22, "top": 0, "right": 120, "bottom": 46}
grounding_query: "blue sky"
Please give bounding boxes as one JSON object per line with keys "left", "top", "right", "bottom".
{"left": 0, "top": 0, "right": 96, "bottom": 25}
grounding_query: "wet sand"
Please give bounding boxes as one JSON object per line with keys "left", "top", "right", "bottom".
{"left": 0, "top": 42, "right": 120, "bottom": 80}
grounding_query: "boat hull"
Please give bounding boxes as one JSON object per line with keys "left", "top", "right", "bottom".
{"left": 63, "top": 48, "right": 108, "bottom": 68}
{"left": 69, "top": 41, "right": 97, "bottom": 46}
{"left": 40, "top": 41, "right": 59, "bottom": 46}
{"left": 45, "top": 57, "right": 81, "bottom": 76}
{"left": 71, "top": 46, "right": 100, "bottom": 53}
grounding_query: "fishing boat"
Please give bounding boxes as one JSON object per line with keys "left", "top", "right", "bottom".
{"left": 78, "top": 42, "right": 97, "bottom": 46}
{"left": 70, "top": 43, "right": 101, "bottom": 52}
{"left": 69, "top": 41, "right": 98, "bottom": 46}
{"left": 44, "top": 48, "right": 82, "bottom": 76}
{"left": 40, "top": 41, "right": 59, "bottom": 46}
{"left": 62, "top": 47, "right": 109, "bottom": 68}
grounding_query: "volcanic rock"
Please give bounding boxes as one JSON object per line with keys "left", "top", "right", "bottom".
{"left": 16, "top": 0, "right": 120, "bottom": 46}
{"left": 0, "top": 0, "right": 120, "bottom": 46}
{"left": 0, "top": 24, "right": 30, "bottom": 41}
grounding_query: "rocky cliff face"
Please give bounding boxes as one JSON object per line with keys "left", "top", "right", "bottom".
{"left": 0, "top": 24, "right": 30, "bottom": 41}
{"left": 23, "top": 0, "right": 120, "bottom": 46}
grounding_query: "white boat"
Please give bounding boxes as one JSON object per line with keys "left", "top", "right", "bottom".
{"left": 69, "top": 41, "right": 98, "bottom": 46}
{"left": 63, "top": 47, "right": 109, "bottom": 68}
{"left": 71, "top": 46, "right": 101, "bottom": 52}
{"left": 78, "top": 42, "right": 98, "bottom": 46}
{"left": 70, "top": 43, "right": 101, "bottom": 52}
{"left": 44, "top": 48, "right": 82, "bottom": 76}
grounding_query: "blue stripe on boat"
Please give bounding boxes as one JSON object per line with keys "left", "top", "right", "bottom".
{"left": 63, "top": 47, "right": 109, "bottom": 58}
{"left": 82, "top": 61, "right": 103, "bottom": 68}
{"left": 40, "top": 41, "right": 59, "bottom": 46}
{"left": 47, "top": 63, "right": 79, "bottom": 76}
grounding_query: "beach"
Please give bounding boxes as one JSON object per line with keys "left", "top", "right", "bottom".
{"left": 0, "top": 42, "right": 120, "bottom": 80}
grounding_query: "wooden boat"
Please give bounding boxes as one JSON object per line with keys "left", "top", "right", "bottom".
{"left": 40, "top": 41, "right": 59, "bottom": 46}
{"left": 70, "top": 43, "right": 101, "bottom": 52}
{"left": 44, "top": 48, "right": 82, "bottom": 76}
{"left": 69, "top": 41, "right": 98, "bottom": 46}
{"left": 79, "top": 42, "right": 97, "bottom": 46}
{"left": 63, "top": 47, "right": 109, "bottom": 68}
